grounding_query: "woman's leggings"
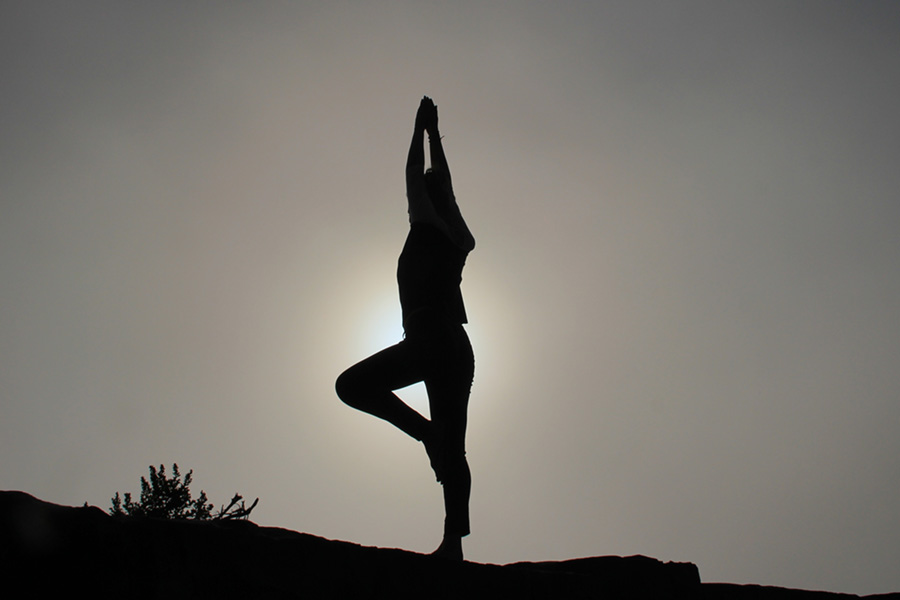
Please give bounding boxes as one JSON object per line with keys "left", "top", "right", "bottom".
{"left": 335, "top": 320, "right": 474, "bottom": 537}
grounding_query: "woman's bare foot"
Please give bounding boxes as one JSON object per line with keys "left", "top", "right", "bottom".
{"left": 430, "top": 536, "right": 463, "bottom": 561}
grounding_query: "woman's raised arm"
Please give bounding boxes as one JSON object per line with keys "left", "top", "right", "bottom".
{"left": 406, "top": 97, "right": 474, "bottom": 251}
{"left": 428, "top": 102, "right": 474, "bottom": 252}
{"left": 406, "top": 97, "right": 439, "bottom": 224}
{"left": 427, "top": 105, "right": 452, "bottom": 188}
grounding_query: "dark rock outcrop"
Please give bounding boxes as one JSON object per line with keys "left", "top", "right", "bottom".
{"left": 1, "top": 491, "right": 894, "bottom": 599}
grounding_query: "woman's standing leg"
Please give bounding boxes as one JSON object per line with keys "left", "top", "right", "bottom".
{"left": 427, "top": 377, "right": 472, "bottom": 534}
{"left": 426, "top": 327, "right": 474, "bottom": 558}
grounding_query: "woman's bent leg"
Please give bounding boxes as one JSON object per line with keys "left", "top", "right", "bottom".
{"left": 335, "top": 341, "right": 430, "bottom": 441}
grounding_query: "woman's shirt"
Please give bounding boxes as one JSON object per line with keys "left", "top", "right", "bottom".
{"left": 397, "top": 222, "right": 469, "bottom": 329}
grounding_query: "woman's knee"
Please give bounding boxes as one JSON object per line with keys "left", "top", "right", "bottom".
{"left": 335, "top": 368, "right": 363, "bottom": 407}
{"left": 441, "top": 452, "right": 470, "bottom": 485}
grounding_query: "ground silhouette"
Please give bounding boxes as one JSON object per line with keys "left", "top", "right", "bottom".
{"left": 3, "top": 491, "right": 897, "bottom": 599}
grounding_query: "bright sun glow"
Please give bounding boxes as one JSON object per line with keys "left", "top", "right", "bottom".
{"left": 342, "top": 262, "right": 523, "bottom": 427}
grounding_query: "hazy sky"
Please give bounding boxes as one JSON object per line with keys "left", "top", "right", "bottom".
{"left": 3, "top": 1, "right": 899, "bottom": 594}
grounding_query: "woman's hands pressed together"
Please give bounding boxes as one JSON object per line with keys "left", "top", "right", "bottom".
{"left": 416, "top": 96, "right": 438, "bottom": 133}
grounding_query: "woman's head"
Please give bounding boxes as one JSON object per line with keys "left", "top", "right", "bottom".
{"left": 425, "top": 169, "right": 451, "bottom": 216}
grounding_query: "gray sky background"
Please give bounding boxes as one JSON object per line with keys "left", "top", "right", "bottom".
{"left": 2, "top": 1, "right": 899, "bottom": 594}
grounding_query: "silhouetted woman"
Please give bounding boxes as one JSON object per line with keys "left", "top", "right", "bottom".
{"left": 336, "top": 96, "right": 475, "bottom": 560}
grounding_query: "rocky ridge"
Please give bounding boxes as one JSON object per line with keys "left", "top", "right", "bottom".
{"left": 2, "top": 491, "right": 895, "bottom": 599}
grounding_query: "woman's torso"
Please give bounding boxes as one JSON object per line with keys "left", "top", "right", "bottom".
{"left": 397, "top": 222, "right": 468, "bottom": 332}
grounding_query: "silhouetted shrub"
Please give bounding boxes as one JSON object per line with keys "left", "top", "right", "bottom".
{"left": 110, "top": 463, "right": 258, "bottom": 520}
